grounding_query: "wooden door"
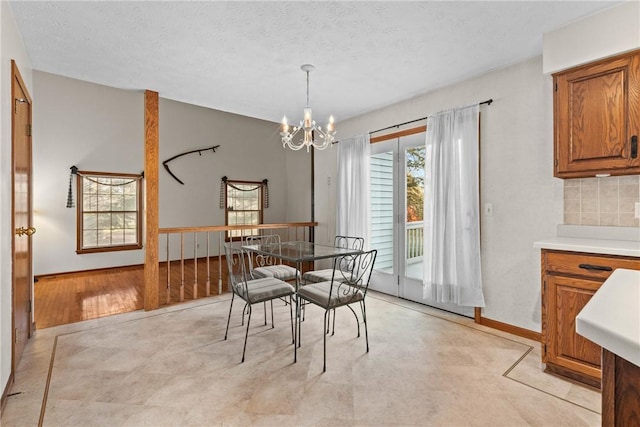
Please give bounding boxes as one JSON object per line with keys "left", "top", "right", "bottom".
{"left": 545, "top": 274, "right": 601, "bottom": 380}
{"left": 554, "top": 50, "right": 640, "bottom": 177}
{"left": 11, "top": 60, "right": 33, "bottom": 372}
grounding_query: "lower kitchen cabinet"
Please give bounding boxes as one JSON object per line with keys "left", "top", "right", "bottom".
{"left": 541, "top": 250, "right": 640, "bottom": 387}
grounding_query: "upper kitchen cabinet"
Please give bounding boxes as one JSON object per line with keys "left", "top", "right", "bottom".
{"left": 553, "top": 49, "right": 640, "bottom": 178}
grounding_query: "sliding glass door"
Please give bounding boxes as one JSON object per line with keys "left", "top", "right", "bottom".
{"left": 369, "top": 139, "right": 397, "bottom": 296}
{"left": 368, "top": 131, "right": 473, "bottom": 317}
{"left": 368, "top": 133, "right": 424, "bottom": 297}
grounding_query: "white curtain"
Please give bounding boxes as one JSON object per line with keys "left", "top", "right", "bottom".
{"left": 336, "top": 134, "right": 371, "bottom": 247}
{"left": 423, "top": 104, "right": 485, "bottom": 307}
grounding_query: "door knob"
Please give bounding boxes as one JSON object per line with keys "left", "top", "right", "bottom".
{"left": 16, "top": 226, "right": 36, "bottom": 236}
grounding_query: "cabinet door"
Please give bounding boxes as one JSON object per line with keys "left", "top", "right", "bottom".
{"left": 545, "top": 274, "right": 602, "bottom": 380}
{"left": 554, "top": 51, "right": 640, "bottom": 178}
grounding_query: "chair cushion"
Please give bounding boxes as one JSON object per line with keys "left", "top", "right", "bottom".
{"left": 239, "top": 277, "right": 295, "bottom": 304}
{"left": 302, "top": 269, "right": 334, "bottom": 284}
{"left": 252, "top": 265, "right": 300, "bottom": 281}
{"left": 297, "top": 281, "right": 364, "bottom": 309}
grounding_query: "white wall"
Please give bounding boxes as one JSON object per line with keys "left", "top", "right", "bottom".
{"left": 315, "top": 56, "right": 563, "bottom": 332}
{"left": 1, "top": 0, "right": 33, "bottom": 402}
{"left": 32, "top": 72, "right": 296, "bottom": 274}
{"left": 543, "top": 0, "right": 640, "bottom": 73}
{"left": 158, "top": 98, "right": 288, "bottom": 229}
{"left": 158, "top": 97, "right": 298, "bottom": 259}
{"left": 32, "top": 71, "right": 145, "bottom": 275}
{"left": 284, "top": 146, "right": 313, "bottom": 223}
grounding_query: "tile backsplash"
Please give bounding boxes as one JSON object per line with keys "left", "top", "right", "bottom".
{"left": 564, "top": 175, "right": 640, "bottom": 227}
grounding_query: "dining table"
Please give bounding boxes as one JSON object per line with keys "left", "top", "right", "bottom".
{"left": 241, "top": 240, "right": 364, "bottom": 362}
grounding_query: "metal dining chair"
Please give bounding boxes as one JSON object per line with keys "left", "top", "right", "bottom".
{"left": 224, "top": 244, "right": 296, "bottom": 363}
{"left": 301, "top": 236, "right": 365, "bottom": 323}
{"left": 244, "top": 234, "right": 300, "bottom": 282}
{"left": 302, "top": 236, "right": 365, "bottom": 284}
{"left": 296, "top": 249, "right": 377, "bottom": 371}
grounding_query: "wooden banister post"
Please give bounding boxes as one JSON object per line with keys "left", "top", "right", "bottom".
{"left": 144, "top": 90, "right": 159, "bottom": 310}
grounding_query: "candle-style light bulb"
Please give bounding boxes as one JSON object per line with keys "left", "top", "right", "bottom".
{"left": 327, "top": 115, "right": 335, "bottom": 132}
{"left": 303, "top": 108, "right": 312, "bottom": 129}
{"left": 281, "top": 116, "right": 289, "bottom": 133}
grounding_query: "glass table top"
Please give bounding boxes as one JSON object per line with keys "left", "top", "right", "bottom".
{"left": 241, "top": 241, "right": 362, "bottom": 263}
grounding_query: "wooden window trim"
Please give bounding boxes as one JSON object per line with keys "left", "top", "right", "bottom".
{"left": 370, "top": 125, "right": 426, "bottom": 144}
{"left": 76, "top": 170, "right": 143, "bottom": 254}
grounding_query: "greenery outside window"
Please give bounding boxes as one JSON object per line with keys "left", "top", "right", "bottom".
{"left": 225, "top": 180, "right": 263, "bottom": 239}
{"left": 77, "top": 171, "right": 143, "bottom": 253}
{"left": 406, "top": 146, "right": 425, "bottom": 222}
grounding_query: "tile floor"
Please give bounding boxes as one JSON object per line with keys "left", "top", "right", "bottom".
{"left": 2, "top": 292, "right": 601, "bottom": 426}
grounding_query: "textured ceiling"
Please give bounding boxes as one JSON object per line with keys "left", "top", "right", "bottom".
{"left": 9, "top": 1, "right": 623, "bottom": 124}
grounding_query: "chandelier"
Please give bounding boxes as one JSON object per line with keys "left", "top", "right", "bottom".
{"left": 281, "top": 64, "right": 336, "bottom": 151}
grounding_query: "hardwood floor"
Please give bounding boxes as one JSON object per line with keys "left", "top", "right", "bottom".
{"left": 34, "top": 258, "right": 231, "bottom": 329}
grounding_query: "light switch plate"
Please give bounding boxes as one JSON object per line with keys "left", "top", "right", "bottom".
{"left": 635, "top": 202, "right": 640, "bottom": 219}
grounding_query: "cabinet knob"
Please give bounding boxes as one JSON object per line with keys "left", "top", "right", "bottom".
{"left": 631, "top": 135, "right": 638, "bottom": 159}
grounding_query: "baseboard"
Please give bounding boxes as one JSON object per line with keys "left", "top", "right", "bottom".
{"left": 36, "top": 263, "right": 144, "bottom": 280}
{"left": 35, "top": 255, "right": 228, "bottom": 281}
{"left": 476, "top": 315, "right": 541, "bottom": 342}
{"left": 1, "top": 372, "right": 15, "bottom": 417}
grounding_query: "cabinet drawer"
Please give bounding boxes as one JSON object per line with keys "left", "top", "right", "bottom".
{"left": 544, "top": 250, "right": 640, "bottom": 280}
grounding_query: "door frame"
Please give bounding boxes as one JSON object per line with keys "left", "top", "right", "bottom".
{"left": 368, "top": 126, "right": 426, "bottom": 297}
{"left": 11, "top": 59, "right": 34, "bottom": 374}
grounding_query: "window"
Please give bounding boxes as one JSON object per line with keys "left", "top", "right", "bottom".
{"left": 225, "top": 180, "right": 263, "bottom": 239}
{"left": 77, "top": 171, "right": 143, "bottom": 253}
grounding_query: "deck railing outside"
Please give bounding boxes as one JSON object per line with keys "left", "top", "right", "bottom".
{"left": 406, "top": 221, "right": 424, "bottom": 262}
{"left": 158, "top": 222, "right": 316, "bottom": 304}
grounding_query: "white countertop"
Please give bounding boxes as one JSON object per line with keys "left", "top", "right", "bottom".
{"left": 576, "top": 269, "right": 640, "bottom": 367}
{"left": 533, "top": 236, "right": 640, "bottom": 257}
{"left": 534, "top": 225, "right": 640, "bottom": 257}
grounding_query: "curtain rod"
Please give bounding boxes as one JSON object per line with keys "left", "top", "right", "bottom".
{"left": 369, "top": 98, "right": 493, "bottom": 135}
{"left": 331, "top": 99, "right": 493, "bottom": 145}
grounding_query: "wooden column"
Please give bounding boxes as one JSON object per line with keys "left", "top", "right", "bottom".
{"left": 144, "top": 90, "right": 159, "bottom": 310}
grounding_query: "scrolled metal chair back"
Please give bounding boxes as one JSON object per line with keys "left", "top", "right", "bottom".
{"left": 330, "top": 249, "right": 377, "bottom": 303}
{"left": 224, "top": 244, "right": 249, "bottom": 297}
{"left": 334, "top": 235, "right": 365, "bottom": 251}
{"left": 244, "top": 234, "right": 282, "bottom": 268}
